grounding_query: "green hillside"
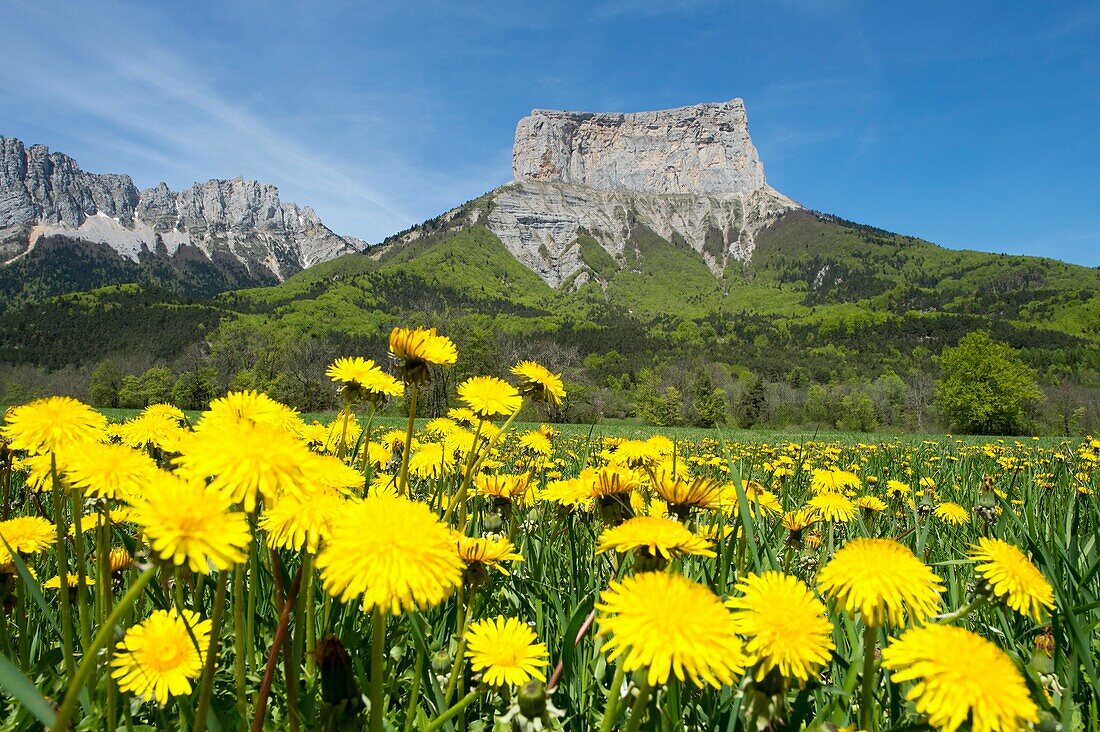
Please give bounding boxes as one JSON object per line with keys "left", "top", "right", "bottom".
{"left": 2, "top": 210, "right": 1097, "bottom": 430}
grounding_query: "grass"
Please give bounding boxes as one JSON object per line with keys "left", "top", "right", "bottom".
{"left": 0, "top": 395, "right": 1097, "bottom": 729}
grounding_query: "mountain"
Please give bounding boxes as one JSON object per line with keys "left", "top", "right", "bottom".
{"left": 384, "top": 100, "right": 798, "bottom": 287}
{"left": 1, "top": 101, "right": 1097, "bottom": 423}
{"left": 0, "top": 136, "right": 366, "bottom": 304}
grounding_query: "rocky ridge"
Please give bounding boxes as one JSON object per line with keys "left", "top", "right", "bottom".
{"left": 386, "top": 99, "right": 799, "bottom": 287}
{"left": 0, "top": 136, "right": 364, "bottom": 281}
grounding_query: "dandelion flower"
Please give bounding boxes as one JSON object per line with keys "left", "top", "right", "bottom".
{"left": 808, "top": 492, "right": 858, "bottom": 523}
{"left": 44, "top": 574, "right": 96, "bottom": 589}
{"left": 327, "top": 357, "right": 404, "bottom": 403}
{"left": 317, "top": 495, "right": 462, "bottom": 614}
{"left": 726, "top": 572, "right": 835, "bottom": 683}
{"left": 61, "top": 442, "right": 159, "bottom": 500}
{"left": 817, "top": 538, "right": 943, "bottom": 627}
{"left": 782, "top": 508, "right": 819, "bottom": 533}
{"left": 584, "top": 465, "right": 641, "bottom": 498}
{"left": 611, "top": 440, "right": 661, "bottom": 470}
{"left": 116, "top": 413, "right": 187, "bottom": 452}
{"left": 882, "top": 624, "right": 1039, "bottom": 732}
{"left": 112, "top": 609, "right": 211, "bottom": 705}
{"left": 0, "top": 516, "right": 56, "bottom": 563}
{"left": 474, "top": 473, "right": 531, "bottom": 504}
{"left": 128, "top": 472, "right": 250, "bottom": 573}
{"left": 455, "top": 533, "right": 524, "bottom": 579}
{"left": 196, "top": 390, "right": 303, "bottom": 434}
{"left": 389, "top": 326, "right": 458, "bottom": 383}
{"left": 465, "top": 616, "right": 549, "bottom": 687}
{"left": 408, "top": 442, "right": 456, "bottom": 479}
{"left": 510, "top": 361, "right": 566, "bottom": 406}
{"left": 653, "top": 471, "right": 723, "bottom": 512}
{"left": 1, "top": 396, "right": 105, "bottom": 455}
{"left": 934, "top": 502, "right": 970, "bottom": 526}
{"left": 596, "top": 571, "right": 746, "bottom": 688}
{"left": 260, "top": 490, "right": 347, "bottom": 554}
{"left": 175, "top": 420, "right": 315, "bottom": 512}
{"left": 856, "top": 495, "right": 887, "bottom": 513}
{"left": 810, "top": 469, "right": 861, "bottom": 495}
{"left": 970, "top": 538, "right": 1055, "bottom": 621}
{"left": 458, "top": 376, "right": 523, "bottom": 419}
{"left": 597, "top": 516, "right": 715, "bottom": 559}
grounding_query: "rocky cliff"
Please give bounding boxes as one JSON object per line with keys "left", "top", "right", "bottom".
{"left": 387, "top": 100, "right": 799, "bottom": 287}
{"left": 0, "top": 136, "right": 364, "bottom": 281}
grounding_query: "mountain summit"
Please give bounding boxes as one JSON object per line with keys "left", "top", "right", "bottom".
{"left": 386, "top": 100, "right": 798, "bottom": 287}
{"left": 0, "top": 136, "right": 365, "bottom": 298}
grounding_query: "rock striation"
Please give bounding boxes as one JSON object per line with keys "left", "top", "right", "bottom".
{"left": 389, "top": 100, "right": 799, "bottom": 288}
{"left": 0, "top": 136, "right": 364, "bottom": 279}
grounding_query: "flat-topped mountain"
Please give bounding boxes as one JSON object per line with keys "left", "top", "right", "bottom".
{"left": 0, "top": 136, "right": 365, "bottom": 302}
{"left": 385, "top": 100, "right": 798, "bottom": 286}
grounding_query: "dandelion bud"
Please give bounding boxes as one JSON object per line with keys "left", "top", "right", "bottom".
{"left": 315, "top": 635, "right": 360, "bottom": 709}
{"left": 517, "top": 679, "right": 547, "bottom": 719}
{"left": 431, "top": 648, "right": 452, "bottom": 675}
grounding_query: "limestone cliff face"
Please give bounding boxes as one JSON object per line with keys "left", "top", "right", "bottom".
{"left": 513, "top": 100, "right": 769, "bottom": 197}
{"left": 0, "top": 136, "right": 364, "bottom": 279}
{"left": 392, "top": 100, "right": 799, "bottom": 288}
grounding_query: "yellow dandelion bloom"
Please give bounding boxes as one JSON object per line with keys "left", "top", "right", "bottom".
{"left": 111, "top": 609, "right": 211, "bottom": 705}
{"left": 782, "top": 508, "right": 819, "bottom": 532}
{"left": 611, "top": 440, "right": 661, "bottom": 470}
{"left": 458, "top": 376, "right": 522, "bottom": 419}
{"left": 726, "top": 571, "right": 835, "bottom": 683}
{"left": 818, "top": 538, "right": 944, "bottom": 627}
{"left": 141, "top": 403, "right": 186, "bottom": 422}
{"left": 597, "top": 571, "right": 746, "bottom": 688}
{"left": 107, "top": 548, "right": 134, "bottom": 572}
{"left": 128, "top": 472, "right": 250, "bottom": 574}
{"left": 584, "top": 465, "right": 641, "bottom": 498}
{"left": 0, "top": 516, "right": 56, "bottom": 563}
{"left": 455, "top": 533, "right": 524, "bottom": 575}
{"left": 510, "top": 361, "right": 566, "bottom": 406}
{"left": 808, "top": 492, "right": 858, "bottom": 523}
{"left": 116, "top": 413, "right": 188, "bottom": 453}
{"left": 474, "top": 473, "right": 531, "bottom": 504}
{"left": 389, "top": 326, "right": 458, "bottom": 383}
{"left": 316, "top": 495, "right": 462, "bottom": 615}
{"left": 597, "top": 516, "right": 714, "bottom": 559}
{"left": 856, "top": 495, "right": 887, "bottom": 513}
{"left": 934, "top": 502, "right": 971, "bottom": 526}
{"left": 60, "top": 442, "right": 159, "bottom": 500}
{"left": 882, "top": 625, "right": 1039, "bottom": 732}
{"left": 196, "top": 390, "right": 303, "bottom": 434}
{"left": 44, "top": 574, "right": 96, "bottom": 589}
{"left": 653, "top": 471, "right": 723, "bottom": 512}
{"left": 465, "top": 616, "right": 549, "bottom": 687}
{"left": 327, "top": 357, "right": 404, "bottom": 402}
{"left": 517, "top": 430, "right": 553, "bottom": 457}
{"left": 810, "top": 469, "right": 861, "bottom": 495}
{"left": 174, "top": 419, "right": 315, "bottom": 512}
{"left": 970, "top": 538, "right": 1055, "bottom": 621}
{"left": 1, "top": 396, "right": 106, "bottom": 455}
{"left": 260, "top": 490, "right": 347, "bottom": 554}
{"left": 409, "top": 442, "right": 456, "bottom": 479}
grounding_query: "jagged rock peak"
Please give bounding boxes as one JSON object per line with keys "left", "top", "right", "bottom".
{"left": 0, "top": 135, "right": 366, "bottom": 277}
{"left": 513, "top": 99, "right": 773, "bottom": 197}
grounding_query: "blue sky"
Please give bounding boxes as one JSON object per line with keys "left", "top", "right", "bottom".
{"left": 2, "top": 0, "right": 1098, "bottom": 266}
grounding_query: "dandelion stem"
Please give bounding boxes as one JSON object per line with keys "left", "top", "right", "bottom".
{"left": 252, "top": 560, "right": 302, "bottom": 732}
{"left": 232, "top": 564, "right": 248, "bottom": 722}
{"left": 50, "top": 457, "right": 76, "bottom": 680}
{"left": 194, "top": 569, "right": 229, "bottom": 732}
{"left": 623, "top": 678, "right": 652, "bottom": 732}
{"left": 860, "top": 623, "right": 878, "bottom": 732}
{"left": 403, "top": 648, "right": 424, "bottom": 732}
{"left": 423, "top": 686, "right": 483, "bottom": 732}
{"left": 599, "top": 662, "right": 628, "bottom": 732}
{"left": 54, "top": 566, "right": 157, "bottom": 732}
{"left": 934, "top": 594, "right": 988, "bottom": 623}
{"left": 397, "top": 383, "right": 419, "bottom": 498}
{"left": 369, "top": 608, "right": 387, "bottom": 732}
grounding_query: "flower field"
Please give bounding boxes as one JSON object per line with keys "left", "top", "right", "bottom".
{"left": 0, "top": 327, "right": 1097, "bottom": 731}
